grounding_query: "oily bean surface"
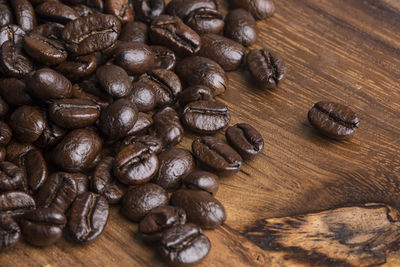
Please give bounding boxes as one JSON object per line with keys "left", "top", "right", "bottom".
{"left": 35, "top": 1, "right": 79, "bottom": 24}
{"left": 230, "top": 0, "right": 275, "bottom": 20}
{"left": 183, "top": 170, "right": 219, "bottom": 195}
{"left": 11, "top": 0, "right": 37, "bottom": 32}
{"left": 151, "top": 45, "right": 176, "bottom": 70}
{"left": 96, "top": 64, "right": 132, "bottom": 98}
{"left": 166, "top": 0, "right": 217, "bottom": 19}
{"left": 0, "top": 121, "right": 12, "bottom": 146}
{"left": 150, "top": 107, "right": 183, "bottom": 148}
{"left": 9, "top": 106, "right": 45, "bottom": 143}
{"left": 224, "top": 9, "right": 257, "bottom": 47}
{"left": 119, "top": 21, "right": 148, "bottom": 43}
{"left": 55, "top": 54, "right": 98, "bottom": 82}
{"left": 22, "top": 149, "right": 48, "bottom": 193}
{"left": 116, "top": 135, "right": 162, "bottom": 155}
{"left": 134, "top": 0, "right": 165, "bottom": 24}
{"left": 0, "top": 214, "right": 21, "bottom": 251}
{"left": 127, "top": 82, "right": 156, "bottom": 112}
{"left": 0, "top": 161, "right": 25, "bottom": 192}
{"left": 179, "top": 85, "right": 214, "bottom": 109}
{"left": 127, "top": 112, "right": 153, "bottom": 136}
{"left": 185, "top": 7, "right": 224, "bottom": 35}
{"left": 0, "top": 41, "right": 33, "bottom": 78}
{"left": 225, "top": 123, "right": 264, "bottom": 159}
{"left": 113, "top": 42, "right": 154, "bottom": 75}
{"left": 0, "top": 191, "right": 36, "bottom": 218}
{"left": 104, "top": 0, "right": 134, "bottom": 23}
{"left": 0, "top": 78, "right": 32, "bottom": 106}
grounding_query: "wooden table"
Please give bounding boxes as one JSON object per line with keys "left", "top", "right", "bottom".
{"left": 2, "top": 0, "right": 400, "bottom": 266}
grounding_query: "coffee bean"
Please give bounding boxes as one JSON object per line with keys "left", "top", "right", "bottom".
{"left": 5, "top": 140, "right": 34, "bottom": 166}
{"left": 176, "top": 56, "right": 227, "bottom": 96}
{"left": 9, "top": 106, "right": 46, "bottom": 143}
{"left": 0, "top": 121, "right": 12, "bottom": 146}
{"left": 22, "top": 149, "right": 48, "bottom": 193}
{"left": 158, "top": 223, "right": 210, "bottom": 266}
{"left": 62, "top": 14, "right": 121, "bottom": 55}
{"left": 0, "top": 78, "right": 32, "bottom": 106}
{"left": 134, "top": 0, "right": 165, "bottom": 24}
{"left": 127, "top": 112, "right": 153, "bottom": 136}
{"left": 186, "top": 7, "right": 224, "bottom": 34}
{"left": 35, "top": 1, "right": 78, "bottom": 24}
{"left": 113, "top": 41, "right": 154, "bottom": 75}
{"left": 0, "top": 97, "right": 7, "bottom": 117}
{"left": 0, "top": 147, "right": 6, "bottom": 162}
{"left": 308, "top": 101, "right": 360, "bottom": 140}
{"left": 182, "top": 170, "right": 219, "bottom": 195}
{"left": 230, "top": 0, "right": 275, "bottom": 20}
{"left": 224, "top": 9, "right": 257, "bottom": 47}
{"left": 71, "top": 173, "right": 89, "bottom": 195}
{"left": 34, "top": 119, "right": 66, "bottom": 149}
{"left": 151, "top": 45, "right": 176, "bottom": 70}
{"left": 69, "top": 192, "right": 109, "bottom": 243}
{"left": 113, "top": 143, "right": 159, "bottom": 185}
{"left": 121, "top": 183, "right": 168, "bottom": 222}
{"left": 11, "top": 0, "right": 37, "bottom": 32}
{"left": 150, "top": 107, "right": 183, "bottom": 148}
{"left": 0, "top": 214, "right": 21, "bottom": 251}
{"left": 0, "top": 191, "right": 36, "bottom": 217}
{"left": 0, "top": 161, "right": 25, "bottom": 192}
{"left": 0, "top": 41, "right": 33, "bottom": 78}
{"left": 117, "top": 135, "right": 162, "bottom": 155}
{"left": 0, "top": 4, "right": 13, "bottom": 27}
{"left": 104, "top": 0, "right": 134, "bottom": 23}
{"left": 22, "top": 208, "right": 66, "bottom": 247}
{"left": 178, "top": 85, "right": 214, "bottom": 108}
{"left": 166, "top": 0, "right": 217, "bottom": 19}
{"left": 150, "top": 15, "right": 201, "bottom": 57}
{"left": 96, "top": 64, "right": 132, "bottom": 98}
{"left": 0, "top": 25, "right": 25, "bottom": 47}
{"left": 127, "top": 82, "right": 156, "bottom": 112}
{"left": 72, "top": 4, "right": 96, "bottom": 17}
{"left": 84, "top": 0, "right": 104, "bottom": 11}
{"left": 119, "top": 21, "right": 148, "bottom": 43}
{"left": 31, "top": 23, "right": 64, "bottom": 40}
{"left": 226, "top": 123, "right": 264, "bottom": 159}
{"left": 56, "top": 54, "right": 98, "bottom": 82}
{"left": 192, "top": 136, "right": 242, "bottom": 175}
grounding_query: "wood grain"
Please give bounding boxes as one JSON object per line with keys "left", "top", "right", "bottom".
{"left": 2, "top": 0, "right": 400, "bottom": 266}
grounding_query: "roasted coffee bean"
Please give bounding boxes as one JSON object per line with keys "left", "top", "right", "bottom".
{"left": 0, "top": 161, "right": 25, "bottom": 192}
{"left": 247, "top": 49, "right": 287, "bottom": 89}
{"left": 158, "top": 223, "right": 210, "bottom": 266}
{"left": 134, "top": 0, "right": 165, "bottom": 24}
{"left": 138, "top": 68, "right": 182, "bottom": 107}
{"left": 121, "top": 183, "right": 168, "bottom": 222}
{"left": 192, "top": 136, "right": 242, "bottom": 175}
{"left": 35, "top": 119, "right": 66, "bottom": 148}
{"left": 0, "top": 147, "right": 5, "bottom": 162}
{"left": 0, "top": 41, "right": 33, "bottom": 78}
{"left": 96, "top": 64, "right": 132, "bottom": 98}
{"left": 11, "top": 0, "right": 37, "bottom": 32}
{"left": 113, "top": 143, "right": 159, "bottom": 185}
{"left": 151, "top": 45, "right": 176, "bottom": 70}
{"left": 85, "top": 0, "right": 104, "bottom": 11}
{"left": 92, "top": 156, "right": 125, "bottom": 204}
{"left": 31, "top": 23, "right": 65, "bottom": 40}
{"left": 150, "top": 107, "right": 183, "bottom": 148}
{"left": 0, "top": 4, "right": 13, "bottom": 27}
{"left": 117, "top": 135, "right": 162, "bottom": 155}
{"left": 226, "top": 123, "right": 264, "bottom": 159}
{"left": 22, "top": 208, "right": 66, "bottom": 247}
{"left": 127, "top": 82, "right": 156, "bottom": 112}
{"left": 166, "top": 0, "right": 217, "bottom": 19}
{"left": 0, "top": 97, "right": 7, "bottom": 117}
{"left": 62, "top": 14, "right": 121, "bottom": 55}
{"left": 69, "top": 192, "right": 109, "bottom": 243}
{"left": 0, "top": 191, "right": 35, "bottom": 217}
{"left": 0, "top": 121, "right": 11, "bottom": 146}
{"left": 150, "top": 15, "right": 201, "bottom": 57}
{"left": 0, "top": 78, "right": 33, "bottom": 106}
{"left": 22, "top": 149, "right": 48, "bottom": 193}
{"left": 139, "top": 206, "right": 186, "bottom": 243}
{"left": 127, "top": 112, "right": 153, "bottom": 136}
{"left": 179, "top": 85, "right": 213, "bottom": 108}
{"left": 23, "top": 33, "right": 68, "bottom": 66}
{"left": 185, "top": 7, "right": 224, "bottom": 34}
{"left": 308, "top": 101, "right": 360, "bottom": 140}
{"left": 71, "top": 173, "right": 89, "bottom": 195}
{"left": 27, "top": 68, "right": 72, "bottom": 101}
{"left": 0, "top": 25, "right": 25, "bottom": 47}
{"left": 35, "top": 1, "right": 78, "bottom": 24}
{"left": 171, "top": 189, "right": 226, "bottom": 229}
{"left": 5, "top": 140, "right": 34, "bottom": 166}
{"left": 153, "top": 148, "right": 195, "bottom": 192}
{"left": 72, "top": 4, "right": 96, "bottom": 17}
{"left": 55, "top": 54, "right": 98, "bottom": 82}
{"left": 50, "top": 129, "right": 102, "bottom": 172}
{"left": 80, "top": 77, "right": 114, "bottom": 104}
{"left": 182, "top": 100, "right": 230, "bottom": 134}
{"left": 176, "top": 56, "right": 227, "bottom": 96}
{"left": 105, "top": 0, "right": 134, "bottom": 23}
{"left": 99, "top": 99, "right": 138, "bottom": 140}
{"left": 119, "top": 21, "right": 148, "bottom": 43}
{"left": 182, "top": 170, "right": 219, "bottom": 195}
{"left": 0, "top": 214, "right": 20, "bottom": 251}
{"left": 9, "top": 106, "right": 45, "bottom": 143}
{"left": 230, "top": 0, "right": 275, "bottom": 20}
{"left": 113, "top": 42, "right": 154, "bottom": 75}
{"left": 224, "top": 9, "right": 257, "bottom": 47}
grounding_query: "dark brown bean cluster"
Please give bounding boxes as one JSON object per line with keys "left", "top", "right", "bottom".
{"left": 0, "top": 0, "right": 277, "bottom": 265}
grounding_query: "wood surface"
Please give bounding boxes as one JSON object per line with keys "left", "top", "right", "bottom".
{"left": 2, "top": 0, "right": 400, "bottom": 266}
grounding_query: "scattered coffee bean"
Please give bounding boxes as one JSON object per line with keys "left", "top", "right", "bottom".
{"left": 35, "top": 1, "right": 78, "bottom": 24}
{"left": 224, "top": 9, "right": 257, "bottom": 47}
{"left": 113, "top": 41, "right": 155, "bottom": 75}
{"left": 0, "top": 214, "right": 21, "bottom": 251}
{"left": 134, "top": 0, "right": 165, "bottom": 24}
{"left": 182, "top": 170, "right": 219, "bottom": 195}
{"left": 9, "top": 106, "right": 45, "bottom": 143}
{"left": 22, "top": 149, "right": 48, "bottom": 193}
{"left": 151, "top": 45, "right": 176, "bottom": 70}
{"left": 178, "top": 85, "right": 214, "bottom": 108}
{"left": 0, "top": 191, "right": 36, "bottom": 218}
{"left": 127, "top": 112, "right": 153, "bottom": 136}
{"left": 96, "top": 64, "right": 132, "bottom": 98}
{"left": 117, "top": 135, "right": 162, "bottom": 155}
{"left": 127, "top": 82, "right": 156, "bottom": 112}
{"left": 185, "top": 7, "right": 224, "bottom": 34}
{"left": 119, "top": 21, "right": 149, "bottom": 43}
{"left": 11, "top": 0, "right": 37, "bottom": 32}
{"left": 150, "top": 107, "right": 184, "bottom": 148}
{"left": 0, "top": 161, "right": 25, "bottom": 192}
{"left": 230, "top": 0, "right": 275, "bottom": 20}
{"left": 104, "top": 0, "right": 134, "bottom": 23}
{"left": 226, "top": 123, "right": 264, "bottom": 159}
{"left": 166, "top": 0, "right": 217, "bottom": 19}
{"left": 0, "top": 41, "right": 33, "bottom": 78}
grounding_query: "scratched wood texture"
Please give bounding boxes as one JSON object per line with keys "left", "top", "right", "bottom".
{"left": 2, "top": 0, "right": 400, "bottom": 266}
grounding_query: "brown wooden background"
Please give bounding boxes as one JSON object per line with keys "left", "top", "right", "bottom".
{"left": 2, "top": 0, "right": 400, "bottom": 266}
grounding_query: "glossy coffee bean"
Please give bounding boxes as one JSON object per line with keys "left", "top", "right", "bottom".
{"left": 185, "top": 7, "right": 224, "bottom": 34}
{"left": 119, "top": 21, "right": 148, "bottom": 43}
{"left": 31, "top": 23, "right": 64, "bottom": 40}
{"left": 127, "top": 82, "right": 156, "bottom": 112}
{"left": 166, "top": 0, "right": 216, "bottom": 19}
{"left": 154, "top": 148, "right": 195, "bottom": 191}
{"left": 9, "top": 106, "right": 45, "bottom": 143}
{"left": 0, "top": 41, "right": 33, "bottom": 78}
{"left": 171, "top": 189, "right": 226, "bottom": 229}
{"left": 308, "top": 101, "right": 360, "bottom": 140}
{"left": 182, "top": 170, "right": 219, "bottom": 195}
{"left": 71, "top": 173, "right": 90, "bottom": 195}
{"left": 176, "top": 56, "right": 227, "bottom": 96}
{"left": 62, "top": 14, "right": 121, "bottom": 55}
{"left": 5, "top": 140, "right": 34, "bottom": 166}
{"left": 69, "top": 192, "right": 109, "bottom": 243}
{"left": 151, "top": 45, "right": 176, "bottom": 70}
{"left": 72, "top": 4, "right": 96, "bottom": 17}
{"left": 0, "top": 25, "right": 25, "bottom": 47}
{"left": 0, "top": 121, "right": 12, "bottom": 146}
{"left": 79, "top": 79, "right": 114, "bottom": 106}
{"left": 104, "top": 0, "right": 134, "bottom": 23}
{"left": 27, "top": 68, "right": 72, "bottom": 101}
{"left": 134, "top": 0, "right": 165, "bottom": 24}
{"left": 224, "top": 9, "right": 257, "bottom": 47}
{"left": 0, "top": 191, "right": 36, "bottom": 217}
{"left": 139, "top": 206, "right": 186, "bottom": 243}
{"left": 0, "top": 4, "right": 13, "bottom": 27}
{"left": 99, "top": 99, "right": 138, "bottom": 140}
{"left": 34, "top": 119, "right": 66, "bottom": 149}
{"left": 150, "top": 107, "right": 183, "bottom": 148}
{"left": 113, "top": 143, "right": 159, "bottom": 185}
{"left": 179, "top": 85, "right": 214, "bottom": 108}
{"left": 158, "top": 223, "right": 211, "bottom": 266}
{"left": 22, "top": 208, "right": 66, "bottom": 247}
{"left": 84, "top": 0, "right": 104, "bottom": 11}
{"left": 50, "top": 129, "right": 102, "bottom": 172}
{"left": 35, "top": 1, "right": 79, "bottom": 24}
{"left": 127, "top": 112, "right": 153, "bottom": 136}
{"left": 49, "top": 99, "right": 101, "bottom": 129}
{"left": 11, "top": 0, "right": 37, "bottom": 32}
{"left": 117, "top": 135, "right": 162, "bottom": 155}
{"left": 150, "top": 15, "right": 201, "bottom": 57}
{"left": 192, "top": 136, "right": 242, "bottom": 175}
{"left": 22, "top": 149, "right": 48, "bottom": 193}
{"left": 121, "top": 183, "right": 168, "bottom": 222}
{"left": 0, "top": 147, "right": 6, "bottom": 162}
{"left": 55, "top": 54, "right": 98, "bottom": 82}
{"left": 0, "top": 161, "right": 25, "bottom": 192}
{"left": 226, "top": 123, "right": 264, "bottom": 159}
{"left": 0, "top": 78, "right": 32, "bottom": 106}
{"left": 230, "top": 0, "right": 275, "bottom": 20}
{"left": 0, "top": 214, "right": 20, "bottom": 251}
{"left": 113, "top": 42, "right": 154, "bottom": 75}
{"left": 96, "top": 64, "right": 132, "bottom": 98}
{"left": 92, "top": 156, "right": 125, "bottom": 204}
{"left": 71, "top": 84, "right": 110, "bottom": 110}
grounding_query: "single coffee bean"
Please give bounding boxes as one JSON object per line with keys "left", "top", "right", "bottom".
{"left": 178, "top": 85, "right": 214, "bottom": 108}
{"left": 62, "top": 14, "right": 121, "bottom": 55}
{"left": 50, "top": 129, "right": 102, "bottom": 172}
{"left": 150, "top": 107, "right": 184, "bottom": 148}
{"left": 113, "top": 42, "right": 154, "bottom": 75}
{"left": 139, "top": 206, "right": 186, "bottom": 243}
{"left": 0, "top": 191, "right": 36, "bottom": 217}
{"left": 116, "top": 135, "right": 162, "bottom": 155}
{"left": 104, "top": 0, "right": 134, "bottom": 23}
{"left": 171, "top": 189, "right": 226, "bottom": 229}
{"left": 113, "top": 143, "right": 159, "bottom": 185}
{"left": 5, "top": 140, "right": 34, "bottom": 166}
{"left": 166, "top": 0, "right": 217, "bottom": 19}
{"left": 11, "top": 0, "right": 37, "bottom": 32}
{"left": 69, "top": 192, "right": 109, "bottom": 243}
{"left": 182, "top": 100, "right": 230, "bottom": 134}
{"left": 308, "top": 101, "right": 360, "bottom": 140}
{"left": 150, "top": 15, "right": 201, "bottom": 57}
{"left": 185, "top": 7, "right": 224, "bottom": 34}
{"left": 0, "top": 214, "right": 20, "bottom": 251}
{"left": 0, "top": 41, "right": 33, "bottom": 78}
{"left": 176, "top": 56, "right": 227, "bottom": 96}
{"left": 158, "top": 223, "right": 211, "bottom": 266}
{"left": 224, "top": 9, "right": 257, "bottom": 47}
{"left": 226, "top": 123, "right": 264, "bottom": 159}
{"left": 92, "top": 156, "right": 125, "bottom": 204}
{"left": 0, "top": 121, "right": 12, "bottom": 146}
{"left": 34, "top": 119, "right": 66, "bottom": 149}
{"left": 22, "top": 149, "right": 48, "bottom": 193}
{"left": 0, "top": 161, "right": 25, "bottom": 192}
{"left": 151, "top": 45, "right": 176, "bottom": 70}
{"left": 192, "top": 136, "right": 242, "bottom": 175}
{"left": 56, "top": 54, "right": 98, "bottom": 82}
{"left": 35, "top": 1, "right": 79, "bottom": 24}
{"left": 9, "top": 106, "right": 46, "bottom": 143}
{"left": 0, "top": 25, "right": 25, "bottom": 47}
{"left": 182, "top": 170, "right": 219, "bottom": 195}
{"left": 31, "top": 22, "right": 65, "bottom": 40}
{"left": 230, "top": 0, "right": 275, "bottom": 20}
{"left": 99, "top": 99, "right": 138, "bottom": 140}
{"left": 154, "top": 148, "right": 195, "bottom": 191}
{"left": 22, "top": 208, "right": 66, "bottom": 247}
{"left": 127, "top": 112, "right": 153, "bottom": 136}
{"left": 119, "top": 21, "right": 148, "bottom": 43}
{"left": 96, "top": 64, "right": 132, "bottom": 98}
{"left": 0, "top": 4, "right": 13, "bottom": 27}
{"left": 134, "top": 0, "right": 165, "bottom": 24}
{"left": 127, "top": 82, "right": 156, "bottom": 112}
{"left": 121, "top": 183, "right": 168, "bottom": 222}
{"left": 0, "top": 78, "right": 32, "bottom": 106}
{"left": 72, "top": 4, "right": 96, "bottom": 17}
